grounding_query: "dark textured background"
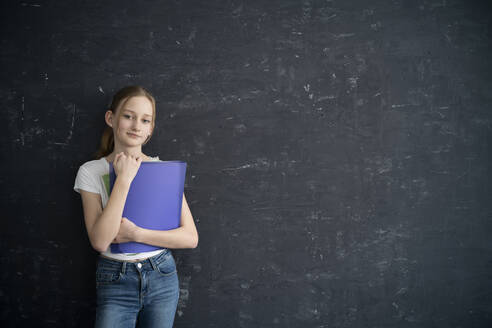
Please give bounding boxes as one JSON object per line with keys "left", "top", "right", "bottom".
{"left": 1, "top": 0, "right": 492, "bottom": 327}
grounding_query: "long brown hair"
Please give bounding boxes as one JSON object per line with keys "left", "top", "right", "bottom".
{"left": 92, "top": 85, "right": 156, "bottom": 160}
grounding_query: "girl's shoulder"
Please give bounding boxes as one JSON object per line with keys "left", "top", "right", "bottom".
{"left": 78, "top": 157, "right": 108, "bottom": 174}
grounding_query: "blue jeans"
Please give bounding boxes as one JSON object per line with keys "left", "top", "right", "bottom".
{"left": 94, "top": 249, "right": 180, "bottom": 328}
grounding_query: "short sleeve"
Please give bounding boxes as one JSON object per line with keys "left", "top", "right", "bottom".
{"left": 74, "top": 166, "right": 99, "bottom": 194}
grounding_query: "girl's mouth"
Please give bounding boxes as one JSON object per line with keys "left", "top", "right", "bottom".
{"left": 127, "top": 133, "right": 140, "bottom": 138}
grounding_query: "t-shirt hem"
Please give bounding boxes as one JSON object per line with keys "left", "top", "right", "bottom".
{"left": 99, "top": 248, "right": 167, "bottom": 261}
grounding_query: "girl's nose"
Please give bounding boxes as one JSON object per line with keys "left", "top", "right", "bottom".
{"left": 132, "top": 121, "right": 141, "bottom": 130}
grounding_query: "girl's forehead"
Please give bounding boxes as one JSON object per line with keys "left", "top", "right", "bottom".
{"left": 125, "top": 96, "right": 152, "bottom": 107}
{"left": 121, "top": 96, "right": 153, "bottom": 116}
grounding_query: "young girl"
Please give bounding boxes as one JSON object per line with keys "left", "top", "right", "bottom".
{"left": 73, "top": 85, "right": 198, "bottom": 328}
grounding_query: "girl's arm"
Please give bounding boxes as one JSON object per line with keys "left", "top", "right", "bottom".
{"left": 81, "top": 176, "right": 133, "bottom": 252}
{"left": 134, "top": 193, "right": 199, "bottom": 249}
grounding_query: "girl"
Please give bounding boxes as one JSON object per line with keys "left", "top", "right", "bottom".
{"left": 73, "top": 85, "right": 198, "bottom": 328}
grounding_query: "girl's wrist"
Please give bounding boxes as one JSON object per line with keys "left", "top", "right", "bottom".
{"left": 115, "top": 175, "right": 133, "bottom": 187}
{"left": 133, "top": 226, "right": 143, "bottom": 243}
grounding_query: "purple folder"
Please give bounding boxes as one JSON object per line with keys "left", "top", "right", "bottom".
{"left": 108, "top": 160, "right": 187, "bottom": 253}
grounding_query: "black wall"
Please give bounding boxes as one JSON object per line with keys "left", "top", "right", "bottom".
{"left": 1, "top": 0, "right": 492, "bottom": 327}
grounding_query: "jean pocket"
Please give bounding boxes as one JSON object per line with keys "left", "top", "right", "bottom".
{"left": 96, "top": 269, "right": 122, "bottom": 286}
{"left": 156, "top": 253, "right": 177, "bottom": 276}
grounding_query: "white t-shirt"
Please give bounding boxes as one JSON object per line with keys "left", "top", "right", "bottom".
{"left": 73, "top": 155, "right": 166, "bottom": 261}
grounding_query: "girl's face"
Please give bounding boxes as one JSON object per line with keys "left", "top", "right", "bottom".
{"left": 113, "top": 96, "right": 154, "bottom": 145}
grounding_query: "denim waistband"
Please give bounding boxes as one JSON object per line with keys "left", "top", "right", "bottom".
{"left": 96, "top": 249, "right": 170, "bottom": 274}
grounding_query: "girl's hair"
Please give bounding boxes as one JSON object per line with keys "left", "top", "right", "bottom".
{"left": 92, "top": 85, "right": 156, "bottom": 160}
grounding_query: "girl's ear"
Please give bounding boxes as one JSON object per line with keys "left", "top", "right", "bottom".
{"left": 105, "top": 110, "right": 113, "bottom": 127}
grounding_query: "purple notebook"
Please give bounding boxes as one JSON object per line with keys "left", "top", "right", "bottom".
{"left": 108, "top": 160, "right": 187, "bottom": 253}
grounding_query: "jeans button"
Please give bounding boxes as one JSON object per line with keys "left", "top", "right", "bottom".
{"left": 137, "top": 263, "right": 142, "bottom": 268}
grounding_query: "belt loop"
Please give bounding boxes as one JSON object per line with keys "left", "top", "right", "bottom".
{"left": 121, "top": 262, "right": 126, "bottom": 274}
{"left": 149, "top": 256, "right": 158, "bottom": 271}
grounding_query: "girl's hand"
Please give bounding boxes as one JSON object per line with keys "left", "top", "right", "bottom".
{"left": 113, "top": 152, "right": 142, "bottom": 184}
{"left": 112, "top": 217, "right": 140, "bottom": 244}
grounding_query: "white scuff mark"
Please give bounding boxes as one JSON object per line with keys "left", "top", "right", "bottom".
{"left": 348, "top": 77, "right": 358, "bottom": 89}
{"left": 333, "top": 33, "right": 355, "bottom": 39}
{"left": 375, "top": 228, "right": 387, "bottom": 235}
{"left": 430, "top": 144, "right": 451, "bottom": 153}
{"left": 20, "top": 96, "right": 25, "bottom": 146}
{"left": 396, "top": 287, "right": 408, "bottom": 295}
{"left": 391, "top": 104, "right": 411, "bottom": 108}
{"left": 53, "top": 104, "right": 76, "bottom": 146}
{"left": 222, "top": 158, "right": 271, "bottom": 173}
{"left": 233, "top": 123, "right": 247, "bottom": 133}
{"left": 222, "top": 163, "right": 253, "bottom": 171}
{"left": 371, "top": 21, "right": 382, "bottom": 31}
{"left": 316, "top": 95, "right": 336, "bottom": 102}
{"left": 221, "top": 95, "right": 241, "bottom": 104}
{"left": 325, "top": 14, "right": 337, "bottom": 20}
{"left": 232, "top": 4, "right": 243, "bottom": 16}
{"left": 375, "top": 260, "right": 390, "bottom": 271}
{"left": 239, "top": 311, "right": 254, "bottom": 321}
{"left": 187, "top": 28, "right": 196, "bottom": 42}
{"left": 21, "top": 97, "right": 25, "bottom": 120}
{"left": 444, "top": 33, "right": 452, "bottom": 43}
{"left": 240, "top": 282, "right": 250, "bottom": 289}
{"left": 176, "top": 276, "right": 191, "bottom": 317}
{"left": 98, "top": 86, "right": 105, "bottom": 94}
{"left": 66, "top": 103, "right": 77, "bottom": 144}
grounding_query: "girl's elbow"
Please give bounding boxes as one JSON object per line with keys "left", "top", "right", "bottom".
{"left": 88, "top": 228, "right": 109, "bottom": 253}
{"left": 93, "top": 240, "right": 108, "bottom": 253}
{"left": 92, "top": 242, "right": 104, "bottom": 253}
{"left": 189, "top": 233, "right": 199, "bottom": 249}
{"left": 90, "top": 235, "right": 109, "bottom": 253}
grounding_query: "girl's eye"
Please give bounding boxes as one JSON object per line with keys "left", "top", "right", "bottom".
{"left": 123, "top": 114, "right": 150, "bottom": 123}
